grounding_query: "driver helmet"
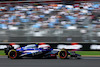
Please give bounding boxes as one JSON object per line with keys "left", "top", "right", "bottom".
{"left": 38, "top": 43, "right": 51, "bottom": 49}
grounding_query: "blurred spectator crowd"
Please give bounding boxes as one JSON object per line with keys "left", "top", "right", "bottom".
{"left": 0, "top": 2, "right": 100, "bottom": 30}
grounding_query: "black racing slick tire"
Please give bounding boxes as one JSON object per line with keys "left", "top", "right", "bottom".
{"left": 8, "top": 50, "right": 19, "bottom": 59}
{"left": 58, "top": 49, "right": 68, "bottom": 59}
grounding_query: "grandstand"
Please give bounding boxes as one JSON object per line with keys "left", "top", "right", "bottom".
{"left": 0, "top": 0, "right": 100, "bottom": 43}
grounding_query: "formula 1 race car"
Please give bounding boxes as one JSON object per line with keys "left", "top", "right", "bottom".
{"left": 5, "top": 44, "right": 81, "bottom": 59}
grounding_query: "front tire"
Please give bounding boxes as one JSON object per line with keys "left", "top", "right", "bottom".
{"left": 58, "top": 49, "right": 68, "bottom": 59}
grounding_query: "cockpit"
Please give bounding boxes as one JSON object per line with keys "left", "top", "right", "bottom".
{"left": 24, "top": 44, "right": 37, "bottom": 49}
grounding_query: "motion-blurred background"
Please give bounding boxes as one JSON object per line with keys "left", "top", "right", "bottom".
{"left": 0, "top": 0, "right": 100, "bottom": 52}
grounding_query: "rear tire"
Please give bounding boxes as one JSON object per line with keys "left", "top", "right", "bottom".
{"left": 8, "top": 50, "right": 19, "bottom": 59}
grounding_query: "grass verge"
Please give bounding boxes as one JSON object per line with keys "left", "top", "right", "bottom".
{"left": 0, "top": 50, "right": 100, "bottom": 56}
{"left": 0, "top": 50, "right": 5, "bottom": 55}
{"left": 76, "top": 51, "right": 100, "bottom": 55}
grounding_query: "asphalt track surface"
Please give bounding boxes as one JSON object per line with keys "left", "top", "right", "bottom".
{"left": 0, "top": 56, "right": 100, "bottom": 67}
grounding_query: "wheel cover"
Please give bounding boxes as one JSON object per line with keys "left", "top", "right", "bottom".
{"left": 58, "top": 50, "right": 68, "bottom": 59}
{"left": 8, "top": 50, "right": 17, "bottom": 59}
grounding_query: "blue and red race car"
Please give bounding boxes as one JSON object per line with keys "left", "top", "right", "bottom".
{"left": 5, "top": 44, "right": 81, "bottom": 59}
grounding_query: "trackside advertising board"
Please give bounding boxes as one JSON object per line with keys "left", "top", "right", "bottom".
{"left": 0, "top": 43, "right": 100, "bottom": 51}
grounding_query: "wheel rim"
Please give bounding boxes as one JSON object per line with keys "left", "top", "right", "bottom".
{"left": 59, "top": 51, "right": 67, "bottom": 59}
{"left": 9, "top": 51, "right": 17, "bottom": 59}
